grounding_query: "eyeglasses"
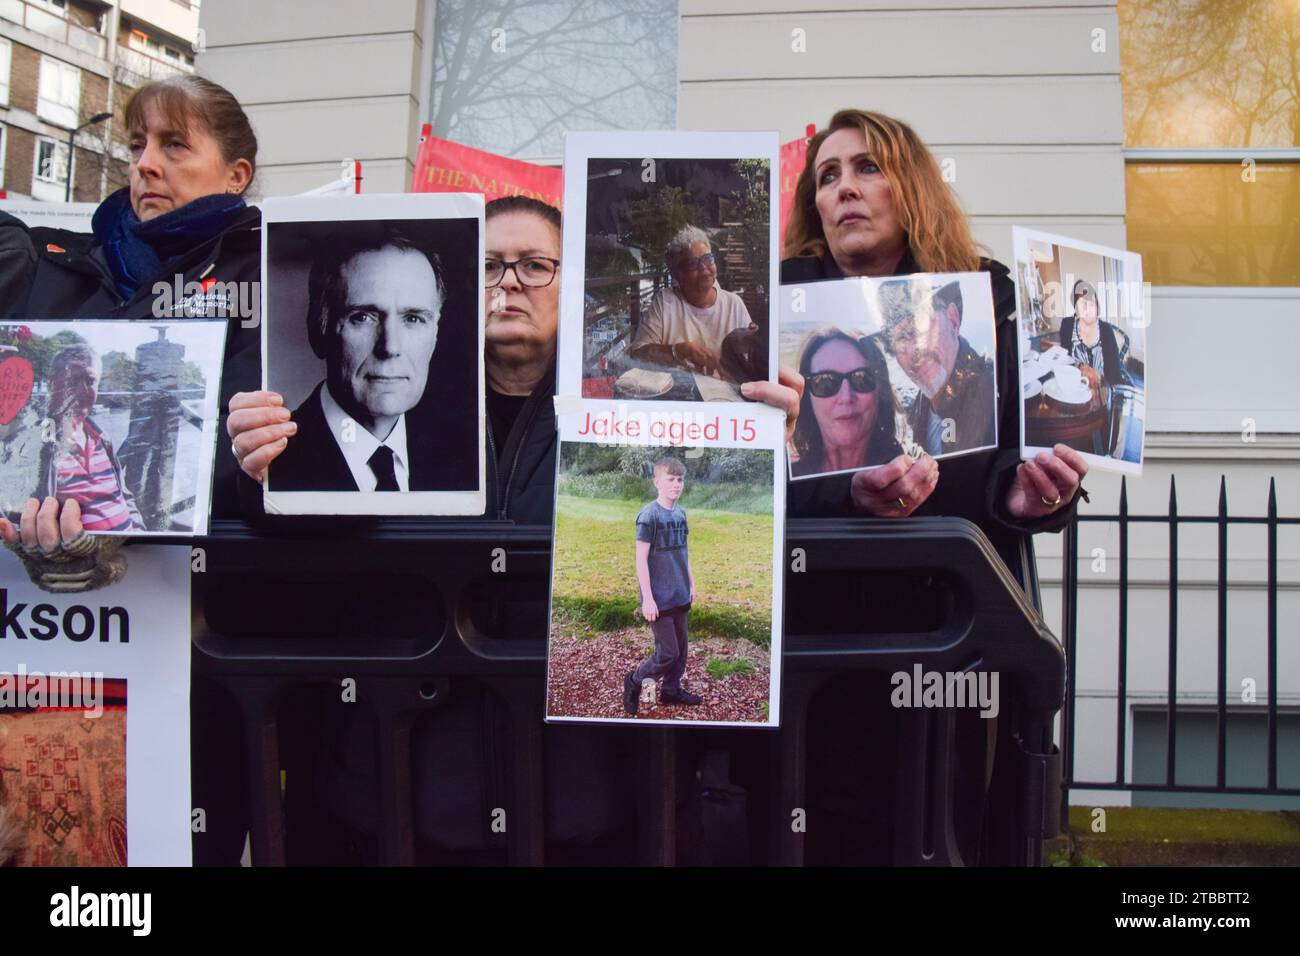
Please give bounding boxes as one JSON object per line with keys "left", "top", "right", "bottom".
{"left": 806, "top": 368, "right": 878, "bottom": 399}
{"left": 485, "top": 256, "right": 560, "bottom": 288}
{"left": 680, "top": 253, "right": 716, "bottom": 272}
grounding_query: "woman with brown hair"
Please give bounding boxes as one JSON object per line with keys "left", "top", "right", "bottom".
{"left": 1, "top": 74, "right": 261, "bottom": 585}
{"left": 0, "top": 75, "right": 262, "bottom": 869}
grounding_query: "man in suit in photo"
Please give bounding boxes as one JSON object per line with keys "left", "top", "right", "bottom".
{"left": 271, "top": 227, "right": 452, "bottom": 492}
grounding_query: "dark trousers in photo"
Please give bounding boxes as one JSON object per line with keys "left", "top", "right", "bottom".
{"left": 633, "top": 606, "right": 689, "bottom": 695}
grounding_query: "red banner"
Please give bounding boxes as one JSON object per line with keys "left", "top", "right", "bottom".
{"left": 778, "top": 125, "right": 814, "bottom": 252}
{"left": 411, "top": 126, "right": 563, "bottom": 208}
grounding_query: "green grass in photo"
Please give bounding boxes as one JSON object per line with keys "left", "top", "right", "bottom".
{"left": 705, "top": 657, "right": 758, "bottom": 680}
{"left": 553, "top": 493, "right": 773, "bottom": 646}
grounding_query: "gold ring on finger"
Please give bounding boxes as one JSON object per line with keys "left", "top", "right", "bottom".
{"left": 1041, "top": 493, "right": 1062, "bottom": 508}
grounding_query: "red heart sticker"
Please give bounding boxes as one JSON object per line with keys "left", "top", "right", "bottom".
{"left": 0, "top": 355, "right": 35, "bottom": 425}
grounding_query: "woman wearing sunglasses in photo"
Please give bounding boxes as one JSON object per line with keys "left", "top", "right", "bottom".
{"left": 791, "top": 328, "right": 901, "bottom": 477}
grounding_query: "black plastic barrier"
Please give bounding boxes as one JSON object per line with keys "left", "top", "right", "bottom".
{"left": 192, "top": 516, "right": 1063, "bottom": 867}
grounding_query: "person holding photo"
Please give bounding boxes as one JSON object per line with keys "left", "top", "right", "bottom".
{"left": 2, "top": 74, "right": 260, "bottom": 589}
{"left": 780, "top": 107, "right": 1091, "bottom": 865}
{"left": 624, "top": 456, "right": 700, "bottom": 716}
{"left": 0, "top": 74, "right": 263, "bottom": 871}
{"left": 782, "top": 108, "right": 1089, "bottom": 571}
{"left": 1059, "top": 279, "right": 1129, "bottom": 391}
{"left": 791, "top": 329, "right": 902, "bottom": 476}
{"left": 629, "top": 225, "right": 754, "bottom": 378}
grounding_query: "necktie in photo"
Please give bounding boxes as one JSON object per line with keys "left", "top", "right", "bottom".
{"left": 368, "top": 445, "right": 400, "bottom": 492}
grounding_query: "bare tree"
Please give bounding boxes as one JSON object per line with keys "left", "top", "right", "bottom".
{"left": 429, "top": 0, "right": 677, "bottom": 161}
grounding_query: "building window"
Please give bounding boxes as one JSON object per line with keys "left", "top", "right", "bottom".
{"left": 0, "top": 39, "right": 10, "bottom": 107}
{"left": 427, "top": 0, "right": 678, "bottom": 163}
{"left": 0, "top": 125, "right": 7, "bottom": 190}
{"left": 33, "top": 136, "right": 73, "bottom": 201}
{"left": 37, "top": 55, "right": 81, "bottom": 129}
{"left": 31, "top": 0, "right": 69, "bottom": 18}
{"left": 35, "top": 137, "right": 69, "bottom": 182}
{"left": 1120, "top": 0, "right": 1300, "bottom": 286}
{"left": 1131, "top": 708, "right": 1300, "bottom": 810}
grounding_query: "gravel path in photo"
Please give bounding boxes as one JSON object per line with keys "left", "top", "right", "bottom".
{"left": 547, "top": 629, "right": 771, "bottom": 722}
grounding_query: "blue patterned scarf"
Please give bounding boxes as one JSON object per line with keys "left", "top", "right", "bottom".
{"left": 91, "top": 187, "right": 248, "bottom": 301}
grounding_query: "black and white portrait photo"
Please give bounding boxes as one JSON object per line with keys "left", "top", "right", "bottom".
{"left": 260, "top": 194, "right": 485, "bottom": 515}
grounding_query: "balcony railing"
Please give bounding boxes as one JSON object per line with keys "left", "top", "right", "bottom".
{"left": 116, "top": 43, "right": 191, "bottom": 85}
{"left": 0, "top": 0, "right": 107, "bottom": 58}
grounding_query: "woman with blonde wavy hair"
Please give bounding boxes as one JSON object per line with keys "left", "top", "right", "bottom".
{"left": 782, "top": 109, "right": 1089, "bottom": 865}
{"left": 783, "top": 108, "right": 1088, "bottom": 561}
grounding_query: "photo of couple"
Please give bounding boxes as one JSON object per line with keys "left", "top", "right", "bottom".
{"left": 779, "top": 273, "right": 999, "bottom": 480}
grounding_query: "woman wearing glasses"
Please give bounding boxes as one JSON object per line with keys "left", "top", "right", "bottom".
{"left": 629, "top": 224, "right": 754, "bottom": 378}
{"left": 791, "top": 329, "right": 901, "bottom": 477}
{"left": 480, "top": 195, "right": 563, "bottom": 520}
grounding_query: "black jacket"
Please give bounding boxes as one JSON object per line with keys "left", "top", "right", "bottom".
{"left": 269, "top": 381, "right": 479, "bottom": 494}
{"left": 12, "top": 203, "right": 263, "bottom": 521}
{"left": 780, "top": 249, "right": 1079, "bottom": 588}
{"left": 486, "top": 362, "right": 557, "bottom": 524}
{"left": 0, "top": 212, "right": 37, "bottom": 316}
{"left": 908, "top": 337, "right": 997, "bottom": 456}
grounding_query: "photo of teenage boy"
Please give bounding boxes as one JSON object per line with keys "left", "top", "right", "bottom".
{"left": 624, "top": 455, "right": 701, "bottom": 716}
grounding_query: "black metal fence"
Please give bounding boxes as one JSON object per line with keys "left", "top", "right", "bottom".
{"left": 1059, "top": 475, "right": 1297, "bottom": 812}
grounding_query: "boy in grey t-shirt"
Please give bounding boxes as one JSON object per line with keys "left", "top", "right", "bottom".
{"left": 624, "top": 456, "right": 701, "bottom": 716}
